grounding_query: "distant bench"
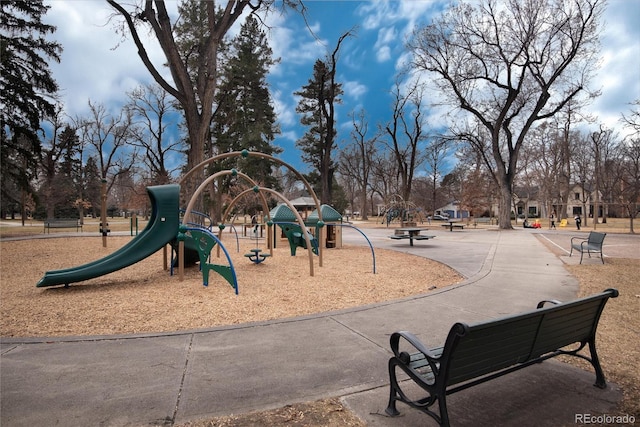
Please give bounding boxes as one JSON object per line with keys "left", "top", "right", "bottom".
{"left": 472, "top": 217, "right": 492, "bottom": 227}
{"left": 44, "top": 218, "right": 82, "bottom": 233}
{"left": 570, "top": 231, "right": 606, "bottom": 264}
{"left": 385, "top": 288, "right": 619, "bottom": 427}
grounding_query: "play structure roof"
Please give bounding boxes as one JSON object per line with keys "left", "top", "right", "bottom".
{"left": 269, "top": 204, "right": 298, "bottom": 222}
{"left": 269, "top": 203, "right": 343, "bottom": 224}
{"left": 308, "top": 204, "right": 343, "bottom": 223}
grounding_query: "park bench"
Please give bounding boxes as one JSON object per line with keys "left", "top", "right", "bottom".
{"left": 570, "top": 231, "right": 606, "bottom": 264}
{"left": 472, "top": 217, "right": 492, "bottom": 228}
{"left": 385, "top": 288, "right": 618, "bottom": 427}
{"left": 43, "top": 218, "right": 82, "bottom": 233}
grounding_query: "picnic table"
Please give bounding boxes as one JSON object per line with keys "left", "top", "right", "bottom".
{"left": 388, "top": 227, "right": 435, "bottom": 246}
{"left": 441, "top": 220, "right": 465, "bottom": 231}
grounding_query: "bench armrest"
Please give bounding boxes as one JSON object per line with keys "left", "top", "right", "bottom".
{"left": 390, "top": 331, "right": 441, "bottom": 371}
{"left": 536, "top": 299, "right": 561, "bottom": 309}
{"left": 571, "top": 236, "right": 587, "bottom": 245}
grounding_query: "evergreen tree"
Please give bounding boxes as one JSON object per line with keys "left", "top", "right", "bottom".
{"left": 0, "top": 1, "right": 61, "bottom": 217}
{"left": 294, "top": 32, "right": 351, "bottom": 204}
{"left": 295, "top": 60, "right": 342, "bottom": 204}
{"left": 83, "top": 157, "right": 102, "bottom": 218}
{"left": 212, "top": 15, "right": 282, "bottom": 191}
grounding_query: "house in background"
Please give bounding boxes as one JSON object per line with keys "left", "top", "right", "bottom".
{"left": 554, "top": 183, "right": 603, "bottom": 220}
{"left": 288, "top": 196, "right": 317, "bottom": 220}
{"left": 513, "top": 186, "right": 541, "bottom": 218}
{"left": 490, "top": 184, "right": 603, "bottom": 220}
{"left": 437, "top": 201, "right": 470, "bottom": 219}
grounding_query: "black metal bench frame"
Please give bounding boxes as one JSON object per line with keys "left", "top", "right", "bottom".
{"left": 570, "top": 231, "right": 606, "bottom": 264}
{"left": 43, "top": 218, "right": 82, "bottom": 233}
{"left": 385, "top": 288, "right": 619, "bottom": 427}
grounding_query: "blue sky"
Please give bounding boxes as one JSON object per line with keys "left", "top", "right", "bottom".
{"left": 45, "top": 0, "right": 640, "bottom": 176}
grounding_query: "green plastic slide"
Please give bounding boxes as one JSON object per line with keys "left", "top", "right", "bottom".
{"left": 36, "top": 184, "right": 180, "bottom": 288}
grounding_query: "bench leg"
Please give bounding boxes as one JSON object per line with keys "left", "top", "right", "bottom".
{"left": 386, "top": 359, "right": 448, "bottom": 426}
{"left": 385, "top": 360, "right": 401, "bottom": 417}
{"left": 588, "top": 339, "right": 607, "bottom": 389}
{"left": 438, "top": 397, "right": 451, "bottom": 427}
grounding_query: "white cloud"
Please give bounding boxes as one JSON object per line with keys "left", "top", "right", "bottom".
{"left": 46, "top": 0, "right": 171, "bottom": 117}
{"left": 373, "top": 27, "right": 397, "bottom": 62}
{"left": 376, "top": 45, "right": 392, "bottom": 62}
{"left": 343, "top": 80, "right": 368, "bottom": 100}
{"left": 376, "top": 26, "right": 398, "bottom": 46}
{"left": 272, "top": 90, "right": 296, "bottom": 128}
{"left": 586, "top": 0, "right": 640, "bottom": 136}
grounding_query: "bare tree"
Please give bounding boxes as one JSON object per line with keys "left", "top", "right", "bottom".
{"left": 381, "top": 79, "right": 427, "bottom": 202}
{"left": 339, "top": 109, "right": 377, "bottom": 220}
{"left": 369, "top": 151, "right": 401, "bottom": 216}
{"left": 408, "top": 0, "right": 604, "bottom": 229}
{"left": 423, "top": 136, "right": 449, "bottom": 215}
{"left": 79, "top": 101, "right": 137, "bottom": 194}
{"left": 621, "top": 99, "right": 640, "bottom": 135}
{"left": 619, "top": 139, "right": 640, "bottom": 233}
{"left": 589, "top": 126, "right": 618, "bottom": 226}
{"left": 125, "top": 83, "right": 184, "bottom": 185}
{"left": 526, "top": 122, "right": 573, "bottom": 221}
{"left": 619, "top": 100, "right": 640, "bottom": 232}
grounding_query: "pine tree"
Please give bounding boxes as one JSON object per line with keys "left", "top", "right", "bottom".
{"left": 295, "top": 59, "right": 343, "bottom": 204}
{"left": 0, "top": 1, "right": 61, "bottom": 217}
{"left": 212, "top": 15, "right": 281, "bottom": 190}
{"left": 294, "top": 31, "right": 352, "bottom": 205}
{"left": 201, "top": 15, "right": 282, "bottom": 218}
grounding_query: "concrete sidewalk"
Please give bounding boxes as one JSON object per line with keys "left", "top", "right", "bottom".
{"left": 1, "top": 228, "right": 622, "bottom": 426}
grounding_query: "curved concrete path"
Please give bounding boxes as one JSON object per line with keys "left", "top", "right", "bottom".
{"left": 1, "top": 226, "right": 629, "bottom": 426}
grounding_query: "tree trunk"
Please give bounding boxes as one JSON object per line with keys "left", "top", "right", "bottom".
{"left": 498, "top": 184, "right": 513, "bottom": 229}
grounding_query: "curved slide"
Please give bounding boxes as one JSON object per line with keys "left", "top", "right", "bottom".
{"left": 36, "top": 184, "right": 180, "bottom": 288}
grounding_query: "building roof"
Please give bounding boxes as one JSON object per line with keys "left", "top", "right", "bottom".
{"left": 288, "top": 197, "right": 317, "bottom": 208}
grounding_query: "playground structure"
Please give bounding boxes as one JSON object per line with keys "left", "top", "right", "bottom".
{"left": 36, "top": 150, "right": 375, "bottom": 292}
{"left": 379, "top": 195, "right": 425, "bottom": 226}
{"left": 178, "top": 150, "right": 327, "bottom": 280}
{"left": 36, "top": 184, "right": 181, "bottom": 288}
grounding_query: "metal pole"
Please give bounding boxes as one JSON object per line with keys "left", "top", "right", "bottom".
{"left": 101, "top": 178, "right": 107, "bottom": 248}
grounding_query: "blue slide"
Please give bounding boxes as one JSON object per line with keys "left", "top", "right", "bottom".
{"left": 36, "top": 184, "right": 180, "bottom": 288}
